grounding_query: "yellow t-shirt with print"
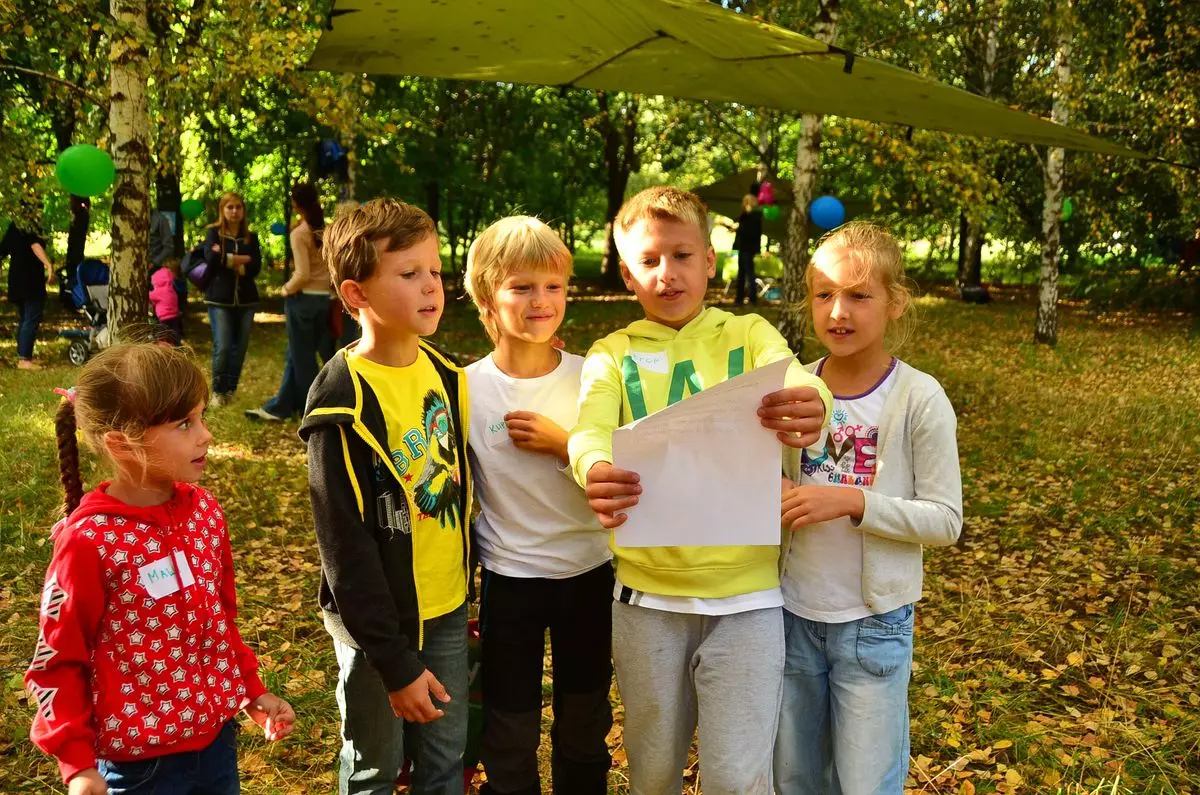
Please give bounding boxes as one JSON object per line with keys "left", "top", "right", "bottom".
{"left": 352, "top": 350, "right": 466, "bottom": 619}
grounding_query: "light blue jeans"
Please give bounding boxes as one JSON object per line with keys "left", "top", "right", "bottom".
{"left": 773, "top": 604, "right": 914, "bottom": 795}
{"left": 333, "top": 602, "right": 468, "bottom": 795}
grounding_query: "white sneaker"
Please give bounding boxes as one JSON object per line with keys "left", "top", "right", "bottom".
{"left": 209, "top": 392, "right": 227, "bottom": 408}
{"left": 244, "top": 406, "right": 284, "bottom": 422}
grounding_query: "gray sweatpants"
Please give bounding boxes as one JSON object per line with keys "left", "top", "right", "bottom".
{"left": 612, "top": 601, "right": 785, "bottom": 795}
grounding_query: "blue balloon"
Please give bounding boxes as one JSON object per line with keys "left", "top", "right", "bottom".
{"left": 270, "top": 222, "right": 287, "bottom": 236}
{"left": 809, "top": 196, "right": 846, "bottom": 230}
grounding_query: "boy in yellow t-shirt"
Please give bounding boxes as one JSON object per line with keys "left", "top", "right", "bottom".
{"left": 568, "top": 186, "right": 832, "bottom": 794}
{"left": 299, "top": 199, "right": 472, "bottom": 795}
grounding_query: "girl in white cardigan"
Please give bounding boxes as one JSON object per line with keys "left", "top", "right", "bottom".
{"left": 774, "top": 222, "right": 963, "bottom": 795}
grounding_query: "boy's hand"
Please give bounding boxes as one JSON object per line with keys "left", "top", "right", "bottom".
{"left": 782, "top": 485, "right": 864, "bottom": 530}
{"left": 585, "top": 462, "right": 641, "bottom": 529}
{"left": 244, "top": 692, "right": 296, "bottom": 741}
{"left": 388, "top": 669, "right": 450, "bottom": 723}
{"left": 759, "top": 386, "right": 825, "bottom": 449}
{"left": 505, "top": 411, "right": 569, "bottom": 464}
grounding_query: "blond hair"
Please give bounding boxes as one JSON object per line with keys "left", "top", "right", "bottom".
{"left": 322, "top": 198, "right": 437, "bottom": 313}
{"left": 464, "top": 216, "right": 573, "bottom": 342}
{"left": 742, "top": 193, "right": 759, "bottom": 213}
{"left": 55, "top": 344, "right": 209, "bottom": 516}
{"left": 614, "top": 186, "right": 712, "bottom": 248}
{"left": 806, "top": 221, "right": 915, "bottom": 348}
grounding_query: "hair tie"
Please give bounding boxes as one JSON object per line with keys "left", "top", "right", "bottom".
{"left": 53, "top": 387, "right": 76, "bottom": 404}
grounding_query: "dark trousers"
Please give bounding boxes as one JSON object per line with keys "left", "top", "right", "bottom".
{"left": 159, "top": 316, "right": 183, "bottom": 346}
{"left": 479, "top": 564, "right": 614, "bottom": 795}
{"left": 736, "top": 248, "right": 758, "bottom": 305}
{"left": 14, "top": 296, "right": 44, "bottom": 359}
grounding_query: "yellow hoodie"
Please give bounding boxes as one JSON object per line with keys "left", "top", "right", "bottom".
{"left": 568, "top": 307, "right": 833, "bottom": 599}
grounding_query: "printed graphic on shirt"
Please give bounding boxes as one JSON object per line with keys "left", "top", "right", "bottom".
{"left": 381, "top": 389, "right": 462, "bottom": 531}
{"left": 376, "top": 489, "right": 412, "bottom": 539}
{"left": 801, "top": 406, "right": 880, "bottom": 487}
{"left": 622, "top": 347, "right": 747, "bottom": 420}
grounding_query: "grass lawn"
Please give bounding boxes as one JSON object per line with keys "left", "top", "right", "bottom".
{"left": 0, "top": 280, "right": 1197, "bottom": 794}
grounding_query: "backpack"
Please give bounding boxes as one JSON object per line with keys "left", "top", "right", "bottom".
{"left": 181, "top": 243, "right": 212, "bottom": 291}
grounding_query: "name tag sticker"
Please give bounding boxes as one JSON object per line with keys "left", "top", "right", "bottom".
{"left": 484, "top": 415, "right": 512, "bottom": 449}
{"left": 174, "top": 550, "right": 196, "bottom": 588}
{"left": 138, "top": 556, "right": 181, "bottom": 599}
{"left": 137, "top": 552, "right": 196, "bottom": 599}
{"left": 630, "top": 351, "right": 668, "bottom": 374}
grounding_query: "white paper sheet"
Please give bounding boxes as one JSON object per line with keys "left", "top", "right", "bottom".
{"left": 611, "top": 357, "right": 792, "bottom": 548}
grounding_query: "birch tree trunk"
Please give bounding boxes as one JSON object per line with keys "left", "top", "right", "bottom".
{"left": 779, "top": 0, "right": 840, "bottom": 356}
{"left": 1036, "top": 3, "right": 1072, "bottom": 345}
{"left": 108, "top": 0, "right": 151, "bottom": 336}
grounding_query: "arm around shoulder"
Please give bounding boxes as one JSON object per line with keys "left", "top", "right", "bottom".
{"left": 857, "top": 384, "right": 963, "bottom": 547}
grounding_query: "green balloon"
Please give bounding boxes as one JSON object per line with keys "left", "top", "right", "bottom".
{"left": 762, "top": 204, "right": 781, "bottom": 222}
{"left": 1061, "top": 196, "right": 1074, "bottom": 221}
{"left": 180, "top": 199, "right": 205, "bottom": 220}
{"left": 56, "top": 145, "right": 115, "bottom": 197}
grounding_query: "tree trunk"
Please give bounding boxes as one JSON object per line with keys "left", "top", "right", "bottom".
{"left": 960, "top": 220, "right": 984, "bottom": 287}
{"left": 346, "top": 146, "right": 358, "bottom": 201}
{"left": 756, "top": 116, "right": 772, "bottom": 183}
{"left": 445, "top": 182, "right": 457, "bottom": 273}
{"left": 154, "top": 169, "right": 182, "bottom": 257}
{"left": 779, "top": 0, "right": 840, "bottom": 355}
{"left": 1036, "top": 4, "right": 1072, "bottom": 346}
{"left": 957, "top": 10, "right": 999, "bottom": 301}
{"left": 52, "top": 118, "right": 91, "bottom": 276}
{"left": 66, "top": 196, "right": 91, "bottom": 272}
{"left": 598, "top": 92, "right": 638, "bottom": 289}
{"left": 424, "top": 180, "right": 440, "bottom": 231}
{"left": 280, "top": 146, "right": 293, "bottom": 279}
{"left": 108, "top": 0, "right": 152, "bottom": 336}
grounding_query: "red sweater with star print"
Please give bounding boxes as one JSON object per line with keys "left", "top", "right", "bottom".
{"left": 25, "top": 482, "right": 267, "bottom": 783}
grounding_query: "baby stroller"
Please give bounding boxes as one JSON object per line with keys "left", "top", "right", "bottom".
{"left": 59, "top": 258, "right": 111, "bottom": 366}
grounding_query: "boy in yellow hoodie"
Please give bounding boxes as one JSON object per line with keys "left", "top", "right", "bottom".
{"left": 568, "top": 186, "right": 832, "bottom": 794}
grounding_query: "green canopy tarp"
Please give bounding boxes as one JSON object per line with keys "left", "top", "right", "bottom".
{"left": 309, "top": 0, "right": 1145, "bottom": 160}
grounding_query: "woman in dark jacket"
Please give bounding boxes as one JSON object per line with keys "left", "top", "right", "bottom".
{"left": 2, "top": 217, "right": 55, "bottom": 369}
{"left": 202, "top": 191, "right": 261, "bottom": 406}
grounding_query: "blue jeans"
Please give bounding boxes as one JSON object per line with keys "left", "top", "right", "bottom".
{"left": 97, "top": 719, "right": 239, "bottom": 794}
{"left": 334, "top": 602, "right": 469, "bottom": 795}
{"left": 774, "top": 604, "right": 914, "bottom": 795}
{"left": 263, "top": 293, "right": 330, "bottom": 417}
{"left": 207, "top": 306, "right": 254, "bottom": 395}
{"left": 14, "top": 296, "right": 44, "bottom": 360}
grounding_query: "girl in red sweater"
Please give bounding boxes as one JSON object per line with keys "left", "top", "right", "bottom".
{"left": 26, "top": 343, "right": 294, "bottom": 795}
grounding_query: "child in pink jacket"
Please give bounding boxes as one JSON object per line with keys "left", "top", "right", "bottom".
{"left": 149, "top": 265, "right": 182, "bottom": 345}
